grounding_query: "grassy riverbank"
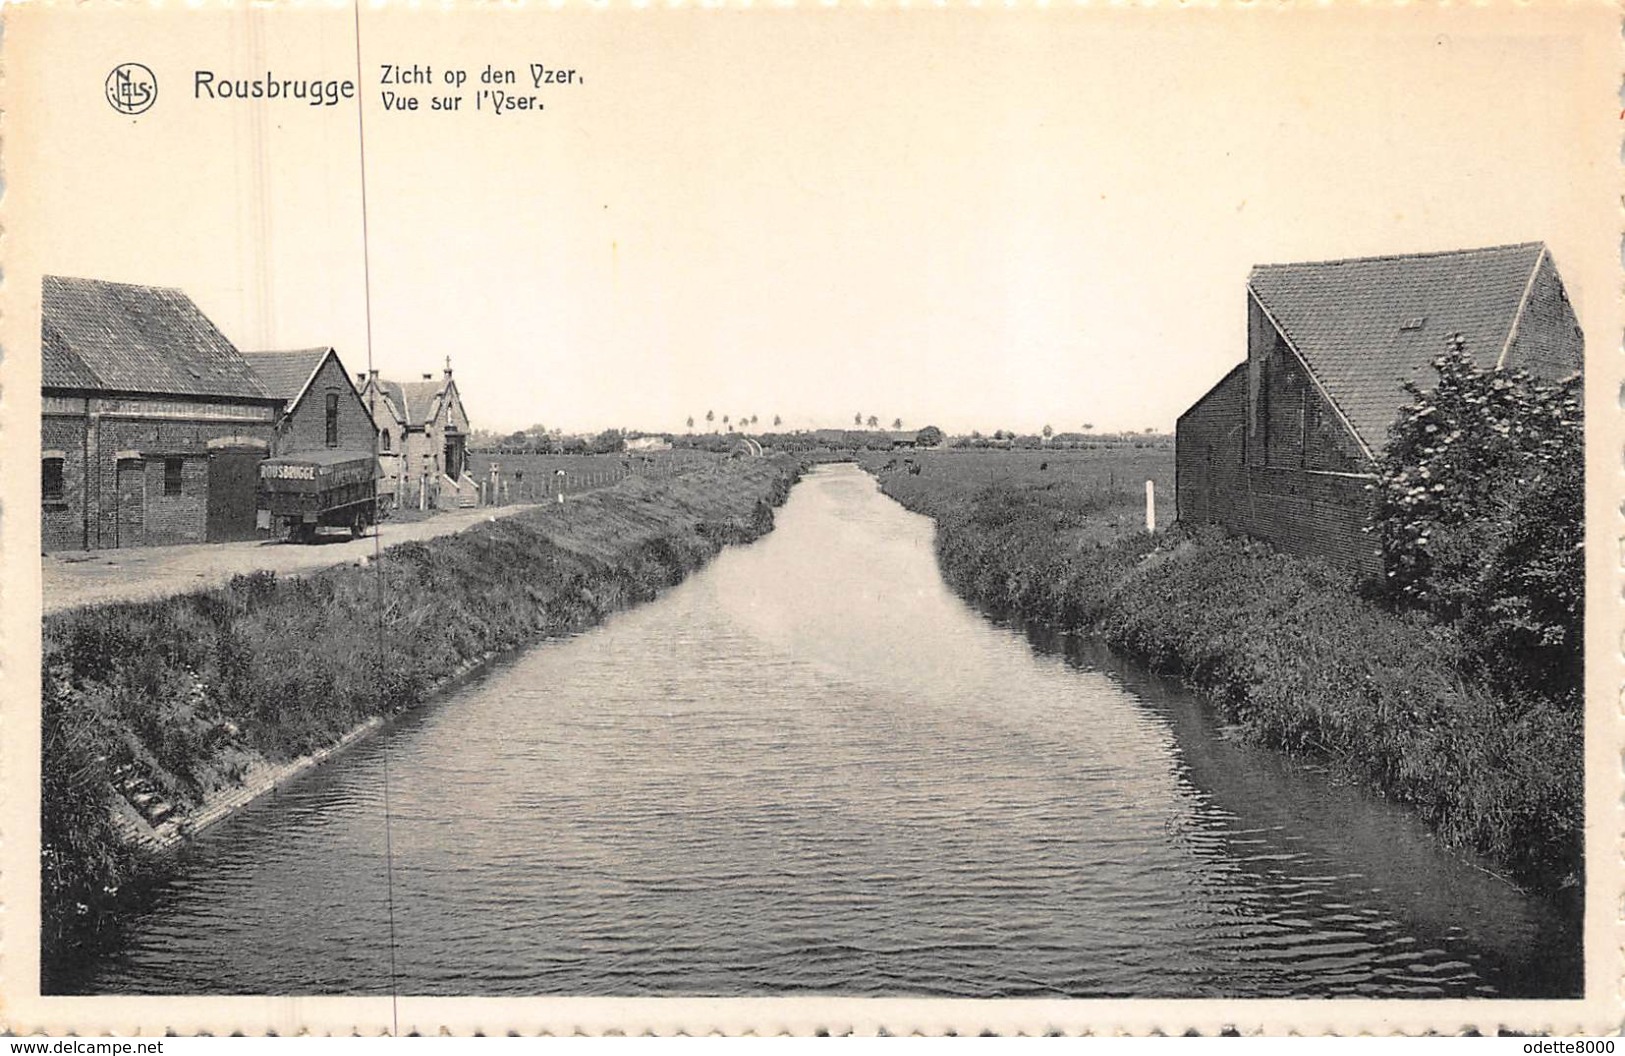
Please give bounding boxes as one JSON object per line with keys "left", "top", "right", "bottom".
{"left": 41, "top": 456, "right": 800, "bottom": 985}
{"left": 863, "top": 450, "right": 1581, "bottom": 897}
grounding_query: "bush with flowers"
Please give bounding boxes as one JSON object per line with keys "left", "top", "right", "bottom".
{"left": 1371, "top": 336, "right": 1583, "bottom": 705}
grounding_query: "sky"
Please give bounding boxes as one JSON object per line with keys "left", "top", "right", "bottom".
{"left": 8, "top": 4, "right": 1615, "bottom": 436}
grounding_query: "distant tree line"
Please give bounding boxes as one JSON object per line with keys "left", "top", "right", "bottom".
{"left": 950, "top": 428, "right": 1170, "bottom": 450}
{"left": 474, "top": 418, "right": 1171, "bottom": 456}
{"left": 669, "top": 425, "right": 946, "bottom": 455}
{"left": 471, "top": 425, "right": 636, "bottom": 456}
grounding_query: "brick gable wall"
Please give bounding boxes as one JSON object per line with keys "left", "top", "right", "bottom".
{"left": 1179, "top": 312, "right": 1380, "bottom": 577}
{"left": 275, "top": 354, "right": 377, "bottom": 457}
{"left": 1178, "top": 374, "right": 1379, "bottom": 576}
{"left": 1505, "top": 252, "right": 1584, "bottom": 381}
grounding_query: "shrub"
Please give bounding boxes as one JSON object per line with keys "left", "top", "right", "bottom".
{"left": 1371, "top": 336, "right": 1583, "bottom": 704}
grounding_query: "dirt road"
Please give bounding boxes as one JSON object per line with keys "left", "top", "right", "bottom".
{"left": 43, "top": 504, "right": 542, "bottom": 615}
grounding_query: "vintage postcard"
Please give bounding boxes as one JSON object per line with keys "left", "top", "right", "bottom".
{"left": 0, "top": 0, "right": 1619, "bottom": 1037}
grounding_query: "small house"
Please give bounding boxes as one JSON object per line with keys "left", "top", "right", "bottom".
{"left": 358, "top": 360, "right": 476, "bottom": 508}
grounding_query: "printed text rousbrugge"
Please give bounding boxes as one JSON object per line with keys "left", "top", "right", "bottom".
{"left": 194, "top": 71, "right": 357, "bottom": 106}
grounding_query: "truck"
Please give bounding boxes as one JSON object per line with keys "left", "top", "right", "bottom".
{"left": 256, "top": 450, "right": 379, "bottom": 543}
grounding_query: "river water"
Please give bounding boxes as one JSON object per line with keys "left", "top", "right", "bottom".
{"left": 76, "top": 463, "right": 1579, "bottom": 997}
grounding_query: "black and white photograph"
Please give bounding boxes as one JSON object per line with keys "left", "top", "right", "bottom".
{"left": 1, "top": 1, "right": 1617, "bottom": 1036}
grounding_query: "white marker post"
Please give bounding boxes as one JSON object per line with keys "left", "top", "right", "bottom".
{"left": 1145, "top": 480, "right": 1156, "bottom": 533}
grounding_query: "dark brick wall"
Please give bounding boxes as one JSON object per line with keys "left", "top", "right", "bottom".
{"left": 1176, "top": 364, "right": 1247, "bottom": 527}
{"left": 275, "top": 354, "right": 378, "bottom": 457}
{"left": 1179, "top": 357, "right": 1379, "bottom": 577}
{"left": 1506, "top": 252, "right": 1584, "bottom": 381}
{"left": 95, "top": 417, "right": 271, "bottom": 548}
{"left": 1259, "top": 342, "right": 1309, "bottom": 468}
{"left": 41, "top": 402, "right": 275, "bottom": 551}
{"left": 1303, "top": 374, "right": 1366, "bottom": 473}
{"left": 116, "top": 458, "right": 146, "bottom": 547}
{"left": 1245, "top": 330, "right": 1366, "bottom": 473}
{"left": 41, "top": 414, "right": 88, "bottom": 551}
{"left": 1235, "top": 466, "right": 1379, "bottom": 575}
{"left": 131, "top": 452, "right": 208, "bottom": 547}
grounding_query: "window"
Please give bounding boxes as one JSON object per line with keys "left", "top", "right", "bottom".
{"left": 325, "top": 393, "right": 340, "bottom": 447}
{"left": 42, "top": 457, "right": 64, "bottom": 504}
{"left": 164, "top": 457, "right": 183, "bottom": 496}
{"left": 380, "top": 429, "right": 392, "bottom": 452}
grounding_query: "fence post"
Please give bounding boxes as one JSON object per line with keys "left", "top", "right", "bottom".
{"left": 1145, "top": 480, "right": 1156, "bottom": 533}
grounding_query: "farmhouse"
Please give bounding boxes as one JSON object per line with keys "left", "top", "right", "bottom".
{"left": 41, "top": 276, "right": 282, "bottom": 551}
{"left": 358, "top": 360, "right": 477, "bottom": 508}
{"left": 1175, "top": 242, "right": 1583, "bottom": 574}
{"left": 242, "top": 347, "right": 377, "bottom": 459}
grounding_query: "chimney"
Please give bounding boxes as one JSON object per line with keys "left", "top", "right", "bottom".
{"left": 443, "top": 355, "right": 453, "bottom": 384}
{"left": 422, "top": 373, "right": 433, "bottom": 382}
{"left": 369, "top": 368, "right": 379, "bottom": 380}
{"left": 355, "top": 372, "right": 366, "bottom": 386}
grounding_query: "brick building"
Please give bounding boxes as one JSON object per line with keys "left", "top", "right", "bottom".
{"left": 242, "top": 347, "right": 378, "bottom": 459}
{"left": 352, "top": 369, "right": 408, "bottom": 507}
{"left": 41, "top": 276, "right": 282, "bottom": 551}
{"left": 357, "top": 360, "right": 475, "bottom": 508}
{"left": 1175, "top": 243, "right": 1584, "bottom": 575}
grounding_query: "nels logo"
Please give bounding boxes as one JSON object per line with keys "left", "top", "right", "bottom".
{"left": 105, "top": 63, "right": 157, "bottom": 115}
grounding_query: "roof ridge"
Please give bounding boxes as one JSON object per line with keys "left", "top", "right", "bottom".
{"left": 45, "top": 273, "right": 189, "bottom": 297}
{"left": 1250, "top": 241, "right": 1546, "bottom": 273}
{"left": 243, "top": 347, "right": 331, "bottom": 356}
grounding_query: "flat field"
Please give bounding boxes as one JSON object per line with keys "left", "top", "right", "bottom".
{"left": 859, "top": 445, "right": 1174, "bottom": 540}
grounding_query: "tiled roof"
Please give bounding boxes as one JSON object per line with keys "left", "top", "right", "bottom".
{"left": 1248, "top": 242, "right": 1546, "bottom": 454}
{"left": 369, "top": 378, "right": 447, "bottom": 426}
{"left": 41, "top": 275, "right": 272, "bottom": 400}
{"left": 365, "top": 379, "right": 407, "bottom": 425}
{"left": 42, "top": 326, "right": 101, "bottom": 390}
{"left": 398, "top": 380, "right": 445, "bottom": 426}
{"left": 241, "top": 348, "right": 331, "bottom": 404}
{"left": 369, "top": 371, "right": 459, "bottom": 427}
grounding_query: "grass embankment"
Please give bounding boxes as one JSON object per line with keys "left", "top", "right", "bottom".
{"left": 864, "top": 449, "right": 1580, "bottom": 896}
{"left": 42, "top": 456, "right": 801, "bottom": 983}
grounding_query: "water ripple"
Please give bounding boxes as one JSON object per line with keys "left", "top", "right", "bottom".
{"left": 75, "top": 465, "right": 1580, "bottom": 998}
